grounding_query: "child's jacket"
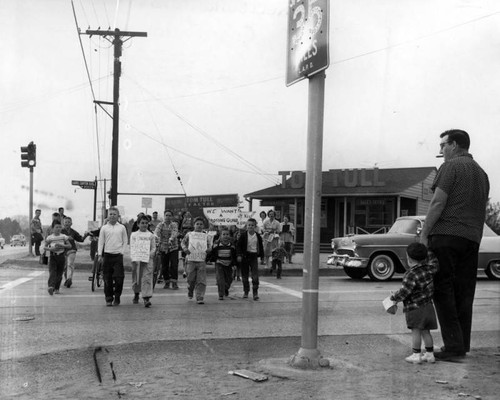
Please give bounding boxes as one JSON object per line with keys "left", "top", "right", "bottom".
{"left": 391, "top": 251, "right": 438, "bottom": 312}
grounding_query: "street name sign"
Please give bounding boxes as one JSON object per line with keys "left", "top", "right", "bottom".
{"left": 71, "top": 180, "right": 97, "bottom": 190}
{"left": 286, "top": 0, "right": 329, "bottom": 86}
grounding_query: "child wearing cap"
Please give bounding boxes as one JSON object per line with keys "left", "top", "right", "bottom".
{"left": 391, "top": 242, "right": 439, "bottom": 364}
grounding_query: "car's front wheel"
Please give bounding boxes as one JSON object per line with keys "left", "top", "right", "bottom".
{"left": 485, "top": 260, "right": 500, "bottom": 280}
{"left": 343, "top": 266, "right": 368, "bottom": 280}
{"left": 368, "top": 254, "right": 395, "bottom": 281}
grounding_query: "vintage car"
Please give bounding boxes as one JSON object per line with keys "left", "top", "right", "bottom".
{"left": 327, "top": 216, "right": 500, "bottom": 281}
{"left": 10, "top": 234, "right": 27, "bottom": 247}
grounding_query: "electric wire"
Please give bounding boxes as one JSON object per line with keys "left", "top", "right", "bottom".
{"left": 121, "top": 118, "right": 279, "bottom": 177}
{"left": 136, "top": 84, "right": 188, "bottom": 196}
{"left": 131, "top": 75, "right": 283, "bottom": 103}
{"left": 71, "top": 0, "right": 104, "bottom": 195}
{"left": 332, "top": 10, "right": 500, "bottom": 66}
{"left": 127, "top": 76, "right": 279, "bottom": 186}
{"left": 113, "top": 0, "right": 120, "bottom": 30}
{"left": 101, "top": 0, "right": 111, "bottom": 28}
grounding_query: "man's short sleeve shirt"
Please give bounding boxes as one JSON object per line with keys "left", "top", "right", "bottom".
{"left": 430, "top": 154, "right": 489, "bottom": 243}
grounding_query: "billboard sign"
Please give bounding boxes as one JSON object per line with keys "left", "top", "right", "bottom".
{"left": 164, "top": 194, "right": 239, "bottom": 219}
{"left": 286, "top": 0, "right": 329, "bottom": 86}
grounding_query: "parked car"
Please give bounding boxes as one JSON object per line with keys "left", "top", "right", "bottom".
{"left": 10, "top": 234, "right": 27, "bottom": 247}
{"left": 327, "top": 216, "right": 500, "bottom": 281}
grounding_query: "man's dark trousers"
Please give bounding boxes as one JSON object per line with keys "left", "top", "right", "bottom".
{"left": 241, "top": 253, "right": 259, "bottom": 295}
{"left": 161, "top": 250, "right": 179, "bottom": 284}
{"left": 429, "top": 235, "right": 479, "bottom": 353}
{"left": 103, "top": 253, "right": 125, "bottom": 302}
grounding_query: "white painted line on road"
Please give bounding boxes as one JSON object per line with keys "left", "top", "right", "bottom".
{"left": 260, "top": 281, "right": 302, "bottom": 298}
{"left": 0, "top": 271, "right": 44, "bottom": 291}
{"left": 28, "top": 271, "right": 45, "bottom": 277}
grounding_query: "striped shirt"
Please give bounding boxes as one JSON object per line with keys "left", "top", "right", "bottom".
{"left": 211, "top": 241, "right": 236, "bottom": 266}
{"left": 430, "top": 154, "right": 489, "bottom": 243}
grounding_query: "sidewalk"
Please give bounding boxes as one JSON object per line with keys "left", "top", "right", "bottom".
{"left": 2, "top": 248, "right": 337, "bottom": 276}
{"left": 1, "top": 333, "right": 498, "bottom": 399}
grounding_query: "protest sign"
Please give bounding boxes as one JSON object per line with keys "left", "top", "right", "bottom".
{"left": 203, "top": 208, "right": 255, "bottom": 228}
{"left": 130, "top": 234, "right": 153, "bottom": 263}
{"left": 188, "top": 231, "right": 208, "bottom": 262}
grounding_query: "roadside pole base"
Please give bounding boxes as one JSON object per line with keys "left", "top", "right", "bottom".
{"left": 289, "top": 347, "right": 331, "bottom": 370}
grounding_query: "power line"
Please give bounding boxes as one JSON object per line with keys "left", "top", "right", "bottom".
{"left": 131, "top": 75, "right": 283, "bottom": 103}
{"left": 136, "top": 83, "right": 187, "bottom": 196}
{"left": 127, "top": 76, "right": 279, "bottom": 186}
{"left": 121, "top": 118, "right": 280, "bottom": 177}
{"left": 72, "top": 0, "right": 106, "bottom": 194}
{"left": 332, "top": 10, "right": 500, "bottom": 66}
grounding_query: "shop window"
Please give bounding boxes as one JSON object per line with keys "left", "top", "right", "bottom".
{"left": 293, "top": 200, "right": 326, "bottom": 228}
{"left": 321, "top": 200, "right": 327, "bottom": 228}
{"left": 355, "top": 198, "right": 394, "bottom": 227}
{"left": 296, "top": 200, "right": 304, "bottom": 227}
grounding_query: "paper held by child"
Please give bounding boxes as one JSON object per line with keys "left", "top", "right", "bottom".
{"left": 383, "top": 295, "right": 398, "bottom": 315}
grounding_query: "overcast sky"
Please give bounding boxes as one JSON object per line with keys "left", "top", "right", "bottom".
{"left": 1, "top": 0, "right": 499, "bottom": 231}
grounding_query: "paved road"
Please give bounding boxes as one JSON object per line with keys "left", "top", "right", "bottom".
{"left": 1, "top": 265, "right": 498, "bottom": 361}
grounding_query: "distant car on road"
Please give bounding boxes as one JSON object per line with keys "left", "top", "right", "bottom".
{"left": 10, "top": 234, "right": 27, "bottom": 247}
{"left": 327, "top": 216, "right": 500, "bottom": 281}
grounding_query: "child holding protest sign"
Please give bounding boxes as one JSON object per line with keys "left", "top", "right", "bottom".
{"left": 130, "top": 215, "right": 157, "bottom": 307}
{"left": 181, "top": 217, "right": 212, "bottom": 304}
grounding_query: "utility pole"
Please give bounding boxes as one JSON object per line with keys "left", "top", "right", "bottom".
{"left": 83, "top": 28, "right": 147, "bottom": 207}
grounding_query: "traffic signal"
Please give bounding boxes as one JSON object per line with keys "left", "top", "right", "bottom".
{"left": 20, "top": 142, "right": 36, "bottom": 168}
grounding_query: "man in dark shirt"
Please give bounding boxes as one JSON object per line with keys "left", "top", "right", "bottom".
{"left": 421, "top": 129, "right": 489, "bottom": 361}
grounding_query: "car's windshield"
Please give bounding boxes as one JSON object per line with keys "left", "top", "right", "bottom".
{"left": 388, "top": 219, "right": 421, "bottom": 234}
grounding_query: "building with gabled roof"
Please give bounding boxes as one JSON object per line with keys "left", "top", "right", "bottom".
{"left": 245, "top": 167, "right": 437, "bottom": 250}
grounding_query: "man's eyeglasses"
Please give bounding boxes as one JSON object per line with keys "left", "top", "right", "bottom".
{"left": 439, "top": 141, "right": 451, "bottom": 149}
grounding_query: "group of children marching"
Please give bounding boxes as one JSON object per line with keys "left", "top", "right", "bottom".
{"left": 42, "top": 209, "right": 443, "bottom": 365}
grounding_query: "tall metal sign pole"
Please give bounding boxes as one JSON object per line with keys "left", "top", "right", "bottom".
{"left": 286, "top": 0, "right": 330, "bottom": 369}
{"left": 83, "top": 28, "right": 147, "bottom": 207}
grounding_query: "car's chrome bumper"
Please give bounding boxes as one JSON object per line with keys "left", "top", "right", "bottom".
{"left": 326, "top": 254, "right": 369, "bottom": 268}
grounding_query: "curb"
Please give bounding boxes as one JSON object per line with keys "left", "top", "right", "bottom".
{"left": 1, "top": 257, "right": 342, "bottom": 277}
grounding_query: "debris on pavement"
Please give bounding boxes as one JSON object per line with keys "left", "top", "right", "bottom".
{"left": 228, "top": 369, "right": 268, "bottom": 382}
{"left": 435, "top": 380, "right": 448, "bottom": 384}
{"left": 12, "top": 315, "right": 35, "bottom": 322}
{"left": 128, "top": 382, "right": 146, "bottom": 388}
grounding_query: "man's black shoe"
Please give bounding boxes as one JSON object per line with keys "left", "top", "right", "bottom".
{"left": 440, "top": 346, "right": 469, "bottom": 353}
{"left": 434, "top": 350, "right": 465, "bottom": 361}
{"left": 113, "top": 297, "right": 121, "bottom": 306}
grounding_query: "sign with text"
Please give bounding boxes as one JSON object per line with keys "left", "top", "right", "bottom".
{"left": 130, "top": 234, "right": 153, "bottom": 263}
{"left": 187, "top": 231, "right": 208, "bottom": 262}
{"left": 141, "top": 197, "right": 153, "bottom": 209}
{"left": 71, "top": 180, "right": 96, "bottom": 190}
{"left": 286, "top": 0, "right": 329, "bottom": 86}
{"left": 164, "top": 194, "right": 239, "bottom": 218}
{"left": 203, "top": 207, "right": 256, "bottom": 227}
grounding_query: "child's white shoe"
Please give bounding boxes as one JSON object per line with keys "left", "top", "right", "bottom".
{"left": 421, "top": 351, "right": 435, "bottom": 363}
{"left": 405, "top": 353, "right": 422, "bottom": 364}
